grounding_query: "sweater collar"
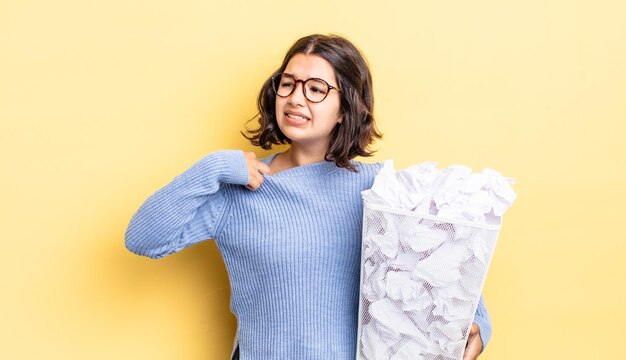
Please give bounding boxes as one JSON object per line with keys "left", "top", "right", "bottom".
{"left": 260, "top": 151, "right": 341, "bottom": 178}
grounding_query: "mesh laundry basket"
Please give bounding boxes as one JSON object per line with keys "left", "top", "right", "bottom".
{"left": 356, "top": 203, "right": 501, "bottom": 360}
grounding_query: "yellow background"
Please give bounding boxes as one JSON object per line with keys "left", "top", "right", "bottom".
{"left": 1, "top": 0, "right": 624, "bottom": 359}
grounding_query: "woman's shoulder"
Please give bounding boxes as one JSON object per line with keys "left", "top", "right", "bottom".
{"left": 345, "top": 160, "right": 383, "bottom": 181}
{"left": 333, "top": 160, "right": 381, "bottom": 190}
{"left": 351, "top": 159, "right": 384, "bottom": 172}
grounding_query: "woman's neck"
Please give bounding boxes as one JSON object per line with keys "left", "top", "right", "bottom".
{"left": 282, "top": 143, "right": 329, "bottom": 167}
{"left": 270, "top": 143, "right": 329, "bottom": 174}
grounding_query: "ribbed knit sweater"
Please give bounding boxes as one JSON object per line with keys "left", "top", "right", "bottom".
{"left": 125, "top": 150, "right": 492, "bottom": 360}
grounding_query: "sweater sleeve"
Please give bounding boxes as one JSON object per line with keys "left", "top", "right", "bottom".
{"left": 473, "top": 295, "right": 492, "bottom": 352}
{"left": 125, "top": 150, "right": 249, "bottom": 259}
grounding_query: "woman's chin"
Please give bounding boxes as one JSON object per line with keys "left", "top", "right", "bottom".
{"left": 278, "top": 125, "right": 307, "bottom": 141}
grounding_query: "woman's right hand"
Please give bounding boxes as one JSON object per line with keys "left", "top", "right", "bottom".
{"left": 244, "top": 151, "right": 271, "bottom": 191}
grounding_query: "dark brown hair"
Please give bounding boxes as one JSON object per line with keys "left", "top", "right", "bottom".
{"left": 242, "top": 34, "right": 382, "bottom": 172}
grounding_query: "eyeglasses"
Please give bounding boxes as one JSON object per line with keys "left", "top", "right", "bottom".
{"left": 271, "top": 73, "right": 341, "bottom": 103}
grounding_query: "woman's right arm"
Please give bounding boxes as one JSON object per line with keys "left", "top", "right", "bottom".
{"left": 124, "top": 150, "right": 251, "bottom": 259}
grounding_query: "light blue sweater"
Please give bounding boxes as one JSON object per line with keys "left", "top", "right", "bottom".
{"left": 125, "top": 150, "right": 492, "bottom": 359}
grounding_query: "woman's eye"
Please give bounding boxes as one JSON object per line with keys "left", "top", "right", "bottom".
{"left": 311, "top": 87, "right": 327, "bottom": 94}
{"left": 281, "top": 82, "right": 294, "bottom": 88}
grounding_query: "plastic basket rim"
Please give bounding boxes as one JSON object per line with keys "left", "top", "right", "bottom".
{"left": 363, "top": 202, "right": 502, "bottom": 231}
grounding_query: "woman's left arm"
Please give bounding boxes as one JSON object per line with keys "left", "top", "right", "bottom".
{"left": 465, "top": 296, "right": 492, "bottom": 359}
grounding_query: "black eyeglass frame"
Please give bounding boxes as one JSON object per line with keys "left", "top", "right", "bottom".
{"left": 271, "top": 73, "right": 341, "bottom": 103}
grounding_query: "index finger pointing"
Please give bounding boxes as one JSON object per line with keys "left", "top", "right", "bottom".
{"left": 258, "top": 163, "right": 271, "bottom": 175}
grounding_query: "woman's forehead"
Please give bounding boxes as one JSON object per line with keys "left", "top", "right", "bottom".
{"left": 284, "top": 53, "right": 336, "bottom": 81}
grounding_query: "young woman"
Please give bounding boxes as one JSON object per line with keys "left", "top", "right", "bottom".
{"left": 125, "top": 34, "right": 491, "bottom": 360}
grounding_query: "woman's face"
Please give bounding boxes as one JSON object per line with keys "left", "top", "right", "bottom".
{"left": 275, "top": 53, "right": 343, "bottom": 150}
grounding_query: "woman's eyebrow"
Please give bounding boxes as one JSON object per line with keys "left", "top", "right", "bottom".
{"left": 283, "top": 72, "right": 329, "bottom": 81}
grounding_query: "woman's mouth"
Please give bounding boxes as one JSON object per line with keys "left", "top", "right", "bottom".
{"left": 285, "top": 112, "right": 310, "bottom": 125}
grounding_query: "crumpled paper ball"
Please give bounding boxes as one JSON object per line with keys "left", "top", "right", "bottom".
{"left": 362, "top": 160, "right": 516, "bottom": 224}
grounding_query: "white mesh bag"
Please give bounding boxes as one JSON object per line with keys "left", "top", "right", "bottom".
{"left": 356, "top": 202, "right": 501, "bottom": 360}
